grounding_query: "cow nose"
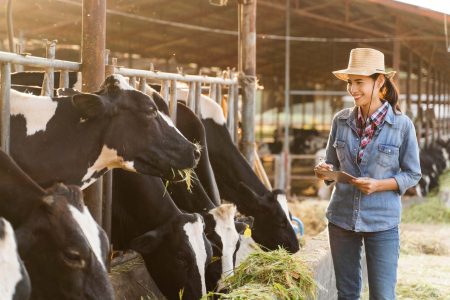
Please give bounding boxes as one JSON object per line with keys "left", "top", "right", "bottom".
{"left": 194, "top": 148, "right": 201, "bottom": 161}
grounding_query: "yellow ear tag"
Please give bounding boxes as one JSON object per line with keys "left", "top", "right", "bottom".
{"left": 243, "top": 225, "right": 252, "bottom": 238}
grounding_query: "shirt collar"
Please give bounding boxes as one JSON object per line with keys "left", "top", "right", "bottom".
{"left": 357, "top": 101, "right": 389, "bottom": 126}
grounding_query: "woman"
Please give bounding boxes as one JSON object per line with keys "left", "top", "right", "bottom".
{"left": 315, "top": 48, "right": 421, "bottom": 300}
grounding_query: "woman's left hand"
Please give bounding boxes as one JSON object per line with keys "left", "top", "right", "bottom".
{"left": 351, "top": 177, "right": 379, "bottom": 195}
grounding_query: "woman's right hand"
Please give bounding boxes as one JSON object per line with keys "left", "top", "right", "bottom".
{"left": 314, "top": 161, "right": 334, "bottom": 180}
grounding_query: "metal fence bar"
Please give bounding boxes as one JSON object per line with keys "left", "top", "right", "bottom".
{"left": 216, "top": 84, "right": 222, "bottom": 105}
{"left": 209, "top": 83, "right": 217, "bottom": 101}
{"left": 60, "top": 70, "right": 70, "bottom": 88}
{"left": 0, "top": 63, "right": 11, "bottom": 154}
{"left": 114, "top": 67, "right": 237, "bottom": 85}
{"left": 169, "top": 80, "right": 178, "bottom": 124}
{"left": 195, "top": 81, "right": 202, "bottom": 116}
{"left": 139, "top": 77, "right": 147, "bottom": 93}
{"left": 161, "top": 80, "right": 170, "bottom": 105}
{"left": 227, "top": 84, "right": 235, "bottom": 139}
{"left": 0, "top": 51, "right": 79, "bottom": 70}
{"left": 42, "top": 40, "right": 56, "bottom": 97}
{"left": 187, "top": 81, "right": 196, "bottom": 112}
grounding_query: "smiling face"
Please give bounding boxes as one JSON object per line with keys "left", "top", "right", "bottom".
{"left": 346, "top": 74, "right": 384, "bottom": 113}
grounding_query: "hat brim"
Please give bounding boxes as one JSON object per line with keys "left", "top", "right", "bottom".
{"left": 332, "top": 68, "right": 396, "bottom": 81}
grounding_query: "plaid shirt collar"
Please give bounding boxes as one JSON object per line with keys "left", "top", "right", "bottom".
{"left": 357, "top": 100, "right": 389, "bottom": 132}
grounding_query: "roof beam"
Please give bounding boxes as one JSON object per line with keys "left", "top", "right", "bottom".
{"left": 259, "top": 0, "right": 386, "bottom": 37}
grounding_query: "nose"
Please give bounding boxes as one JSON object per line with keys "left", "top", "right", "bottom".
{"left": 194, "top": 148, "right": 201, "bottom": 161}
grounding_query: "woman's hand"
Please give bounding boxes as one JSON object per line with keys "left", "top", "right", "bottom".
{"left": 314, "top": 161, "right": 334, "bottom": 180}
{"left": 351, "top": 177, "right": 379, "bottom": 195}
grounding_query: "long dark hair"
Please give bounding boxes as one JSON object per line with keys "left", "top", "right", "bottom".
{"left": 370, "top": 73, "right": 401, "bottom": 114}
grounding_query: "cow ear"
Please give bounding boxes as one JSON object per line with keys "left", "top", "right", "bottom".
{"left": 129, "top": 226, "right": 169, "bottom": 255}
{"left": 237, "top": 182, "right": 263, "bottom": 210}
{"left": 72, "top": 93, "right": 106, "bottom": 119}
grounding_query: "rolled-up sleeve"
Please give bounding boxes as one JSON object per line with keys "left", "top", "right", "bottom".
{"left": 394, "top": 118, "right": 422, "bottom": 195}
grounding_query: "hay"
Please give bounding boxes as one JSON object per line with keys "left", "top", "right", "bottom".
{"left": 397, "top": 283, "right": 442, "bottom": 299}
{"left": 288, "top": 200, "right": 328, "bottom": 236}
{"left": 402, "top": 194, "right": 450, "bottom": 224}
{"left": 400, "top": 230, "right": 448, "bottom": 256}
{"left": 204, "top": 247, "right": 316, "bottom": 300}
{"left": 110, "top": 255, "right": 145, "bottom": 275}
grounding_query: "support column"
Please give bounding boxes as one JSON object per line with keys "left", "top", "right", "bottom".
{"left": 425, "top": 65, "right": 430, "bottom": 148}
{"left": 405, "top": 50, "right": 412, "bottom": 118}
{"left": 81, "top": 0, "right": 106, "bottom": 224}
{"left": 416, "top": 58, "right": 422, "bottom": 144}
{"left": 238, "top": 0, "right": 257, "bottom": 165}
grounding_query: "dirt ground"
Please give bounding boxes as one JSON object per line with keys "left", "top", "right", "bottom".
{"left": 288, "top": 197, "right": 450, "bottom": 299}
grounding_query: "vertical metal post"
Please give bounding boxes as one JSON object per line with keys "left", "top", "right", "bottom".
{"left": 432, "top": 69, "right": 437, "bottom": 144}
{"left": 42, "top": 40, "right": 56, "bottom": 97}
{"left": 139, "top": 77, "right": 147, "bottom": 93}
{"left": 416, "top": 58, "right": 422, "bottom": 143}
{"left": 169, "top": 80, "right": 178, "bottom": 124}
{"left": 161, "top": 80, "right": 170, "bottom": 103}
{"left": 60, "top": 70, "right": 69, "bottom": 88}
{"left": 278, "top": 0, "right": 290, "bottom": 191}
{"left": 187, "top": 81, "right": 196, "bottom": 112}
{"left": 425, "top": 65, "right": 430, "bottom": 148}
{"left": 227, "top": 84, "right": 235, "bottom": 140}
{"left": 405, "top": 50, "right": 412, "bottom": 118}
{"left": 239, "top": 0, "right": 257, "bottom": 165}
{"left": 81, "top": 0, "right": 106, "bottom": 224}
{"left": 1, "top": 63, "right": 11, "bottom": 154}
{"left": 233, "top": 83, "right": 240, "bottom": 144}
{"left": 216, "top": 84, "right": 222, "bottom": 105}
{"left": 437, "top": 71, "right": 441, "bottom": 141}
{"left": 195, "top": 81, "right": 202, "bottom": 116}
{"left": 209, "top": 83, "right": 217, "bottom": 102}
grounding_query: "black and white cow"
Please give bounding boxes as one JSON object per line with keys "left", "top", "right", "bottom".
{"left": 0, "top": 218, "right": 30, "bottom": 300}
{"left": 0, "top": 151, "right": 114, "bottom": 299}
{"left": 112, "top": 170, "right": 212, "bottom": 300}
{"left": 175, "top": 89, "right": 299, "bottom": 253}
{"left": 9, "top": 74, "right": 200, "bottom": 189}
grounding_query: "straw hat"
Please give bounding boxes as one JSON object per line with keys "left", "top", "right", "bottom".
{"left": 332, "top": 48, "right": 396, "bottom": 81}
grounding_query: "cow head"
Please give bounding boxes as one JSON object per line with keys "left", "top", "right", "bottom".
{"left": 237, "top": 183, "right": 299, "bottom": 253}
{"left": 15, "top": 183, "right": 113, "bottom": 300}
{"left": 70, "top": 74, "right": 200, "bottom": 186}
{"left": 0, "top": 217, "right": 31, "bottom": 300}
{"left": 130, "top": 213, "right": 211, "bottom": 300}
{"left": 202, "top": 204, "right": 241, "bottom": 292}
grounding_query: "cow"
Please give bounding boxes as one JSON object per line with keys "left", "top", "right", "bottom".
{"left": 0, "top": 151, "right": 114, "bottom": 299}
{"left": 112, "top": 170, "right": 212, "bottom": 300}
{"left": 174, "top": 88, "right": 299, "bottom": 253}
{"left": 11, "top": 71, "right": 81, "bottom": 94}
{"left": 8, "top": 74, "right": 200, "bottom": 189}
{"left": 0, "top": 218, "right": 31, "bottom": 300}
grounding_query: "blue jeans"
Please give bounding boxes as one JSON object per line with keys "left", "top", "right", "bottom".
{"left": 328, "top": 223, "right": 400, "bottom": 300}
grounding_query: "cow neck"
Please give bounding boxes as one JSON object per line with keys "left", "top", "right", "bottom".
{"left": 112, "top": 171, "right": 182, "bottom": 238}
{"left": 10, "top": 96, "right": 110, "bottom": 188}
{"left": 0, "top": 152, "right": 46, "bottom": 226}
{"left": 202, "top": 120, "right": 267, "bottom": 201}
{"left": 175, "top": 104, "right": 221, "bottom": 206}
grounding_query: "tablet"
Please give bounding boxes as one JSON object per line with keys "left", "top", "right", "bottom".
{"left": 315, "top": 170, "right": 356, "bottom": 184}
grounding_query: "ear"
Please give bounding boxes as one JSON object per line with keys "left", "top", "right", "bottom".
{"left": 129, "top": 225, "right": 169, "bottom": 255}
{"left": 235, "top": 215, "right": 254, "bottom": 230}
{"left": 237, "top": 182, "right": 265, "bottom": 213}
{"left": 72, "top": 93, "right": 106, "bottom": 119}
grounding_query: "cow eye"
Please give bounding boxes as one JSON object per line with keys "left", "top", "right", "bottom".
{"left": 146, "top": 106, "right": 158, "bottom": 118}
{"left": 62, "top": 249, "right": 86, "bottom": 269}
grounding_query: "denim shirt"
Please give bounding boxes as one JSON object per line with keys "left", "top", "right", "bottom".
{"left": 325, "top": 105, "right": 421, "bottom": 232}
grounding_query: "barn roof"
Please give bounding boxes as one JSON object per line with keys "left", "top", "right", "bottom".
{"left": 1, "top": 0, "right": 449, "bottom": 90}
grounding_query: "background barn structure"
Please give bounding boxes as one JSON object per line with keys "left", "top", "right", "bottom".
{"left": 1, "top": 1, "right": 450, "bottom": 299}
